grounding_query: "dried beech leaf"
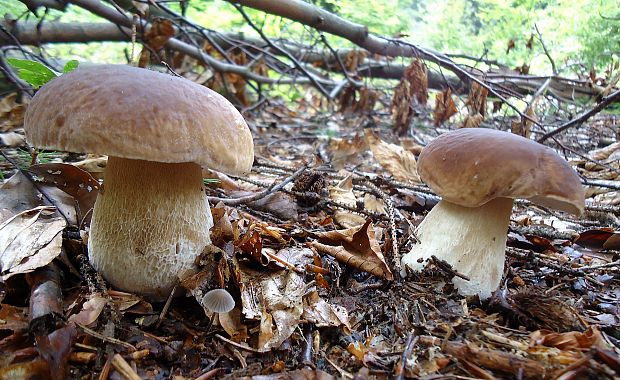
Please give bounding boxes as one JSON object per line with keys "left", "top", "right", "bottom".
{"left": 68, "top": 294, "right": 107, "bottom": 326}
{"left": 433, "top": 88, "right": 458, "bottom": 126}
{"left": 219, "top": 308, "right": 249, "bottom": 341}
{"left": 363, "top": 194, "right": 386, "bottom": 214}
{"left": 312, "top": 219, "right": 393, "bottom": 280}
{"left": 0, "top": 304, "right": 29, "bottom": 332}
{"left": 365, "top": 130, "right": 421, "bottom": 184}
{"left": 138, "top": 19, "right": 175, "bottom": 67}
{"left": 237, "top": 265, "right": 306, "bottom": 351}
{"left": 574, "top": 228, "right": 616, "bottom": 249}
{"left": 465, "top": 81, "right": 488, "bottom": 116}
{"left": 328, "top": 175, "right": 366, "bottom": 228}
{"left": 530, "top": 326, "right": 610, "bottom": 350}
{"left": 0, "top": 206, "right": 66, "bottom": 281}
{"left": 71, "top": 155, "right": 107, "bottom": 180}
{"left": 391, "top": 59, "right": 427, "bottom": 135}
{"left": 302, "top": 291, "right": 351, "bottom": 332}
{"left": 0, "top": 93, "right": 25, "bottom": 132}
{"left": 0, "top": 131, "right": 25, "bottom": 147}
{"left": 462, "top": 113, "right": 484, "bottom": 129}
{"left": 29, "top": 163, "right": 100, "bottom": 225}
{"left": 329, "top": 133, "right": 368, "bottom": 169}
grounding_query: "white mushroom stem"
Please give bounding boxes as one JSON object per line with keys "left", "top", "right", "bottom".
{"left": 88, "top": 156, "right": 213, "bottom": 300}
{"left": 401, "top": 197, "right": 514, "bottom": 300}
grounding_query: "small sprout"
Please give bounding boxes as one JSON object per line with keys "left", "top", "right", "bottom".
{"left": 201, "top": 288, "right": 235, "bottom": 313}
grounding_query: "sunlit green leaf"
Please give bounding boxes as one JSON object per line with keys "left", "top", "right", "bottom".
{"left": 63, "top": 60, "right": 79, "bottom": 73}
{"left": 6, "top": 58, "right": 57, "bottom": 88}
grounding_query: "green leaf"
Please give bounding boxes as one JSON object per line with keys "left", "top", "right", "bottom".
{"left": 6, "top": 58, "right": 57, "bottom": 88}
{"left": 63, "top": 60, "right": 79, "bottom": 73}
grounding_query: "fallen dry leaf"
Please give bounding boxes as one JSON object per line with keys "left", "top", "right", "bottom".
{"left": 0, "top": 206, "right": 66, "bottom": 281}
{"left": 68, "top": 294, "right": 107, "bottom": 326}
{"left": 71, "top": 155, "right": 107, "bottom": 180}
{"left": 302, "top": 291, "right": 351, "bottom": 332}
{"left": 365, "top": 129, "right": 421, "bottom": 184}
{"left": 0, "top": 92, "right": 25, "bottom": 132}
{"left": 29, "top": 163, "right": 100, "bottom": 225}
{"left": 328, "top": 175, "right": 366, "bottom": 228}
{"left": 328, "top": 133, "right": 368, "bottom": 170}
{"left": 219, "top": 308, "right": 249, "bottom": 341}
{"left": 237, "top": 265, "right": 306, "bottom": 351}
{"left": 529, "top": 326, "right": 610, "bottom": 350}
{"left": 0, "top": 131, "right": 25, "bottom": 147}
{"left": 312, "top": 219, "right": 393, "bottom": 280}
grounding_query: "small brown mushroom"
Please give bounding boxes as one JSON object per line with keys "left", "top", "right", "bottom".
{"left": 401, "top": 128, "right": 584, "bottom": 299}
{"left": 24, "top": 64, "right": 254, "bottom": 300}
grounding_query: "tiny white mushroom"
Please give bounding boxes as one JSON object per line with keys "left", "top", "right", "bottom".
{"left": 201, "top": 288, "right": 235, "bottom": 314}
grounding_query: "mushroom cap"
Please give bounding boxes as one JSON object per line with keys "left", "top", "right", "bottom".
{"left": 24, "top": 64, "right": 253, "bottom": 175}
{"left": 418, "top": 128, "right": 584, "bottom": 215}
{"left": 201, "top": 288, "right": 235, "bottom": 313}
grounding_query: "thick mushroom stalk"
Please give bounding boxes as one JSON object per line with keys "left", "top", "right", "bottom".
{"left": 88, "top": 156, "right": 213, "bottom": 300}
{"left": 401, "top": 197, "right": 513, "bottom": 300}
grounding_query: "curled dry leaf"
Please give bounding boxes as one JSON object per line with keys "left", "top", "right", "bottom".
{"left": 462, "top": 113, "right": 484, "bottom": 129}
{"left": 328, "top": 175, "right": 366, "bottom": 228}
{"left": 68, "top": 294, "right": 107, "bottom": 326}
{"left": 529, "top": 326, "right": 610, "bottom": 351}
{"left": 391, "top": 59, "right": 427, "bottom": 135}
{"left": 311, "top": 219, "right": 393, "bottom": 280}
{"left": 433, "top": 88, "right": 458, "bottom": 126}
{"left": 329, "top": 133, "right": 368, "bottom": 170}
{"left": 236, "top": 248, "right": 313, "bottom": 351}
{"left": 302, "top": 291, "right": 351, "bottom": 332}
{"left": 365, "top": 129, "right": 421, "bottom": 184}
{"left": 237, "top": 266, "right": 306, "bottom": 351}
{"left": 465, "top": 81, "right": 488, "bottom": 116}
{"left": 29, "top": 163, "right": 100, "bottom": 225}
{"left": 0, "top": 131, "right": 25, "bottom": 147}
{"left": 0, "top": 92, "right": 25, "bottom": 132}
{"left": 71, "top": 155, "right": 107, "bottom": 180}
{"left": 138, "top": 19, "right": 175, "bottom": 67}
{"left": 219, "top": 308, "right": 249, "bottom": 341}
{"left": 0, "top": 206, "right": 65, "bottom": 281}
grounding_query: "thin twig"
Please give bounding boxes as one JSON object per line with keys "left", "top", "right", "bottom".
{"left": 214, "top": 334, "right": 261, "bottom": 353}
{"left": 538, "top": 88, "right": 620, "bottom": 142}
{"left": 76, "top": 323, "right": 136, "bottom": 351}
{"left": 534, "top": 24, "right": 557, "bottom": 74}
{"left": 232, "top": 3, "right": 331, "bottom": 98}
{"left": 395, "top": 333, "right": 418, "bottom": 380}
{"left": 207, "top": 165, "right": 308, "bottom": 206}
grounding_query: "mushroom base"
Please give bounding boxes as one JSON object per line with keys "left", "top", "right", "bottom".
{"left": 401, "top": 197, "right": 513, "bottom": 299}
{"left": 88, "top": 157, "right": 213, "bottom": 300}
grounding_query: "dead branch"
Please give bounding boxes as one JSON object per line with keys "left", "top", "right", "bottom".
{"left": 208, "top": 165, "right": 308, "bottom": 206}
{"left": 538, "top": 88, "right": 620, "bottom": 142}
{"left": 26, "top": 263, "right": 64, "bottom": 336}
{"left": 418, "top": 335, "right": 546, "bottom": 379}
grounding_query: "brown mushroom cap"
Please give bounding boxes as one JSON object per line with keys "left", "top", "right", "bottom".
{"left": 417, "top": 128, "right": 584, "bottom": 215}
{"left": 24, "top": 64, "right": 253, "bottom": 175}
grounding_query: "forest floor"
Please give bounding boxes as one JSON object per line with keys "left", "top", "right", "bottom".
{"left": 0, "top": 89, "right": 619, "bottom": 379}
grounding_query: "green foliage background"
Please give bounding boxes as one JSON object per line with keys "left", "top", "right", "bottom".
{"left": 2, "top": 0, "right": 618, "bottom": 73}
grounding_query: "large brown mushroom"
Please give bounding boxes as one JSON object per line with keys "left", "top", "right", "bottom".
{"left": 24, "top": 64, "right": 254, "bottom": 300}
{"left": 401, "top": 128, "right": 584, "bottom": 299}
